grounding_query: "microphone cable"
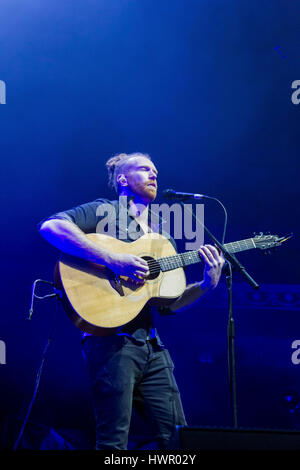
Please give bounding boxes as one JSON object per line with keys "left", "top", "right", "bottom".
{"left": 13, "top": 280, "right": 58, "bottom": 450}
{"left": 200, "top": 194, "right": 228, "bottom": 245}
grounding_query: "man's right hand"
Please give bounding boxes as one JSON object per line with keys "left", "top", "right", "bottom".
{"left": 109, "top": 253, "right": 150, "bottom": 284}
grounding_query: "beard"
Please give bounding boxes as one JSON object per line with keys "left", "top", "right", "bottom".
{"left": 130, "top": 181, "right": 157, "bottom": 202}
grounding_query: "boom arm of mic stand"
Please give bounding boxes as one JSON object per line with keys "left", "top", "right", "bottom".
{"left": 203, "top": 224, "right": 259, "bottom": 289}
{"left": 179, "top": 201, "right": 259, "bottom": 290}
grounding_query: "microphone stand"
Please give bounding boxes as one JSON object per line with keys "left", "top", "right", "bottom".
{"left": 178, "top": 201, "right": 259, "bottom": 430}
{"left": 224, "top": 260, "right": 238, "bottom": 428}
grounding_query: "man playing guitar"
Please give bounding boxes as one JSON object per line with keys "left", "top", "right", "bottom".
{"left": 39, "top": 152, "right": 224, "bottom": 450}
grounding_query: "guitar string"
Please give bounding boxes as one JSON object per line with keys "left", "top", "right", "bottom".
{"left": 144, "top": 239, "right": 253, "bottom": 269}
{"left": 146, "top": 257, "right": 201, "bottom": 275}
{"left": 145, "top": 251, "right": 200, "bottom": 266}
{"left": 145, "top": 254, "right": 200, "bottom": 272}
{"left": 133, "top": 237, "right": 264, "bottom": 276}
{"left": 147, "top": 251, "right": 198, "bottom": 264}
{"left": 141, "top": 239, "right": 258, "bottom": 276}
{"left": 144, "top": 238, "right": 254, "bottom": 268}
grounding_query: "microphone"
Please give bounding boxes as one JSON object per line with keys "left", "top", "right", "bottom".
{"left": 162, "top": 189, "right": 208, "bottom": 200}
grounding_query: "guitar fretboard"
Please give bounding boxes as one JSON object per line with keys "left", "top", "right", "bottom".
{"left": 157, "top": 237, "right": 256, "bottom": 272}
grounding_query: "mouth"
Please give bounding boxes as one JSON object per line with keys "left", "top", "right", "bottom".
{"left": 147, "top": 183, "right": 157, "bottom": 188}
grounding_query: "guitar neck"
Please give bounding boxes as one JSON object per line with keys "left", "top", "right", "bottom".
{"left": 158, "top": 237, "right": 256, "bottom": 272}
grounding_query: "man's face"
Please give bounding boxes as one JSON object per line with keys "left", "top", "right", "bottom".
{"left": 121, "top": 156, "right": 158, "bottom": 202}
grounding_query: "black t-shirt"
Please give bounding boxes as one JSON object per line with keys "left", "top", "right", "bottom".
{"left": 40, "top": 197, "right": 177, "bottom": 345}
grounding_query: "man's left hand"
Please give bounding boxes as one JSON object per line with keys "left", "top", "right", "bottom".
{"left": 198, "top": 245, "right": 225, "bottom": 290}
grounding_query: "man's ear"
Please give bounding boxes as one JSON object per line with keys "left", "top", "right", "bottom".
{"left": 117, "top": 174, "right": 128, "bottom": 186}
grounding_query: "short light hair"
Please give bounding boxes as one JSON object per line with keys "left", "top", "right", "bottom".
{"left": 106, "top": 152, "right": 151, "bottom": 193}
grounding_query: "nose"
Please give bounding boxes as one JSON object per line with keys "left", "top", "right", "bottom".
{"left": 149, "top": 169, "right": 157, "bottom": 180}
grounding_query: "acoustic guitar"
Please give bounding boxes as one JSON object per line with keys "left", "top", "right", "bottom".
{"left": 54, "top": 232, "right": 291, "bottom": 336}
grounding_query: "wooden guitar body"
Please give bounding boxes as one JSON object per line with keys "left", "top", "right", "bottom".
{"left": 54, "top": 233, "right": 186, "bottom": 336}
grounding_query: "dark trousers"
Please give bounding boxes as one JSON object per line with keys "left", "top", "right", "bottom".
{"left": 82, "top": 335, "right": 187, "bottom": 450}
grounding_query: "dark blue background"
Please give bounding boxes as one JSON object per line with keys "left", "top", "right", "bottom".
{"left": 1, "top": 0, "right": 300, "bottom": 449}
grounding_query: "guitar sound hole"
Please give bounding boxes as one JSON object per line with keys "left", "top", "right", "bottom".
{"left": 142, "top": 256, "right": 161, "bottom": 280}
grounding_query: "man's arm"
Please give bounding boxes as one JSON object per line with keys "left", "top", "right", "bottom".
{"left": 169, "top": 245, "right": 225, "bottom": 312}
{"left": 40, "top": 218, "right": 113, "bottom": 266}
{"left": 39, "top": 218, "right": 149, "bottom": 281}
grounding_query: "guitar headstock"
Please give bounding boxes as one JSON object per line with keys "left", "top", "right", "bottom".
{"left": 252, "top": 232, "right": 293, "bottom": 251}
